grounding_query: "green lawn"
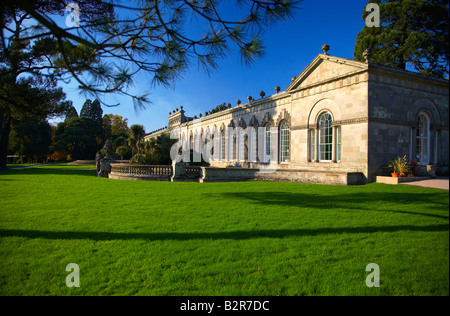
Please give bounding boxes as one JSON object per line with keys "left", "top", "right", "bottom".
{"left": 0, "top": 167, "right": 448, "bottom": 296}
{"left": 7, "top": 163, "right": 95, "bottom": 169}
{"left": 35, "top": 163, "right": 96, "bottom": 169}
{"left": 6, "top": 163, "right": 41, "bottom": 168}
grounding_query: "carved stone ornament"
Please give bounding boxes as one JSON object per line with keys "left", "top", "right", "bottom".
{"left": 363, "top": 48, "right": 371, "bottom": 63}
{"left": 102, "top": 139, "right": 113, "bottom": 159}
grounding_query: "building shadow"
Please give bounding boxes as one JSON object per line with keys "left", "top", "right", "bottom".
{"left": 212, "top": 191, "right": 449, "bottom": 220}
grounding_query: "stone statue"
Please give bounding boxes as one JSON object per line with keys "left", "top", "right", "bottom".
{"left": 102, "top": 139, "right": 112, "bottom": 159}
{"left": 95, "top": 152, "right": 104, "bottom": 176}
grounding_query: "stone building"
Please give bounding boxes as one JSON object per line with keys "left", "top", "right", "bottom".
{"left": 144, "top": 48, "right": 449, "bottom": 185}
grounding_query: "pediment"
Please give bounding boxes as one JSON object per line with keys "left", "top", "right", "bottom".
{"left": 286, "top": 54, "right": 367, "bottom": 92}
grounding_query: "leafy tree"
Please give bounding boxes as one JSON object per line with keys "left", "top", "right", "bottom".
{"left": 113, "top": 135, "right": 128, "bottom": 148}
{"left": 54, "top": 125, "right": 97, "bottom": 160}
{"left": 129, "top": 124, "right": 145, "bottom": 157}
{"left": 141, "top": 132, "right": 177, "bottom": 165}
{"left": 53, "top": 116, "right": 103, "bottom": 160}
{"left": 0, "top": 2, "right": 101, "bottom": 168}
{"left": 115, "top": 145, "right": 129, "bottom": 160}
{"left": 354, "top": 0, "right": 449, "bottom": 78}
{"left": 8, "top": 117, "right": 52, "bottom": 162}
{"left": 0, "top": 76, "right": 71, "bottom": 168}
{"left": 65, "top": 104, "right": 78, "bottom": 121}
{"left": 103, "top": 114, "right": 130, "bottom": 141}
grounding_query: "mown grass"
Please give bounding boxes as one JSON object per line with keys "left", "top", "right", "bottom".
{"left": 35, "top": 163, "right": 96, "bottom": 169}
{"left": 0, "top": 167, "right": 448, "bottom": 296}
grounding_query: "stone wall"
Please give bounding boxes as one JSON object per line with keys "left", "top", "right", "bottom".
{"left": 367, "top": 65, "right": 449, "bottom": 181}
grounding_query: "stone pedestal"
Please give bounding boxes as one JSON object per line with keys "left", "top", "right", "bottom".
{"left": 171, "top": 161, "right": 186, "bottom": 181}
{"left": 98, "top": 158, "right": 113, "bottom": 177}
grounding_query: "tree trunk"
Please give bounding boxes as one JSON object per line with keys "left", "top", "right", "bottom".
{"left": 0, "top": 113, "right": 12, "bottom": 169}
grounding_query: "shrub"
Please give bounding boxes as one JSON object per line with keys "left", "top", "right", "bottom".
{"left": 387, "top": 155, "right": 411, "bottom": 175}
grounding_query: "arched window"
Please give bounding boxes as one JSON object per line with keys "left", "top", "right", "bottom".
{"left": 221, "top": 131, "right": 226, "bottom": 161}
{"left": 210, "top": 134, "right": 214, "bottom": 159}
{"left": 249, "top": 127, "right": 257, "bottom": 162}
{"left": 190, "top": 135, "right": 194, "bottom": 151}
{"left": 265, "top": 124, "right": 271, "bottom": 162}
{"left": 416, "top": 113, "right": 430, "bottom": 164}
{"left": 279, "top": 121, "right": 290, "bottom": 163}
{"left": 239, "top": 129, "right": 245, "bottom": 161}
{"left": 318, "top": 112, "right": 333, "bottom": 162}
{"left": 230, "top": 134, "right": 237, "bottom": 160}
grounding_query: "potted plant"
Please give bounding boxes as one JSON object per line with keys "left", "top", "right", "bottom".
{"left": 387, "top": 155, "right": 411, "bottom": 177}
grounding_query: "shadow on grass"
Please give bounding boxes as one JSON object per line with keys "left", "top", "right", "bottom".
{"left": 0, "top": 168, "right": 96, "bottom": 177}
{"left": 0, "top": 224, "right": 448, "bottom": 241}
{"left": 213, "top": 191, "right": 449, "bottom": 220}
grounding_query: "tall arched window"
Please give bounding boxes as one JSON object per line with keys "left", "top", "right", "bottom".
{"left": 232, "top": 134, "right": 237, "bottom": 160}
{"left": 239, "top": 129, "right": 245, "bottom": 161}
{"left": 249, "top": 127, "right": 257, "bottom": 162}
{"left": 279, "top": 121, "right": 290, "bottom": 163}
{"left": 265, "top": 124, "right": 271, "bottom": 162}
{"left": 221, "top": 130, "right": 226, "bottom": 161}
{"left": 416, "top": 113, "right": 430, "bottom": 164}
{"left": 318, "top": 112, "right": 333, "bottom": 162}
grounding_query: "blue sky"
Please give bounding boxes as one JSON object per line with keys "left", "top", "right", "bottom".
{"left": 56, "top": 0, "right": 367, "bottom": 132}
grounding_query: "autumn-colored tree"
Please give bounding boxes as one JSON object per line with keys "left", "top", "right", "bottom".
{"left": 102, "top": 114, "right": 130, "bottom": 141}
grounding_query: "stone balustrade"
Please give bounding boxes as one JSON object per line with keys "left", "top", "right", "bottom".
{"left": 109, "top": 164, "right": 172, "bottom": 180}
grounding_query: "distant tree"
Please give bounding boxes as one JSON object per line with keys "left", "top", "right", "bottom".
{"left": 143, "top": 132, "right": 177, "bottom": 165}
{"left": 113, "top": 136, "right": 128, "bottom": 149}
{"left": 8, "top": 118, "right": 52, "bottom": 162}
{"left": 115, "top": 145, "right": 129, "bottom": 160}
{"left": 102, "top": 114, "right": 130, "bottom": 141}
{"left": 53, "top": 116, "right": 103, "bottom": 160}
{"left": 129, "top": 124, "right": 145, "bottom": 157}
{"left": 354, "top": 0, "right": 449, "bottom": 78}
{"left": 54, "top": 126, "right": 97, "bottom": 160}
{"left": 65, "top": 105, "right": 78, "bottom": 121}
{"left": 90, "top": 99, "right": 103, "bottom": 122}
{"left": 0, "top": 1, "right": 104, "bottom": 168}
{"left": 80, "top": 100, "right": 92, "bottom": 118}
{"left": 0, "top": 76, "right": 71, "bottom": 168}
{"left": 128, "top": 137, "right": 137, "bottom": 157}
{"left": 80, "top": 99, "right": 102, "bottom": 121}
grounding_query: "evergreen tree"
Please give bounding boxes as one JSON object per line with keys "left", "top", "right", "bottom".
{"left": 90, "top": 99, "right": 103, "bottom": 122}
{"left": 53, "top": 116, "right": 103, "bottom": 160}
{"left": 80, "top": 100, "right": 92, "bottom": 118}
{"left": 8, "top": 117, "right": 52, "bottom": 163}
{"left": 3, "top": 0, "right": 299, "bottom": 108}
{"left": 80, "top": 99, "right": 103, "bottom": 121}
{"left": 65, "top": 105, "right": 78, "bottom": 121}
{"left": 354, "top": 0, "right": 449, "bottom": 78}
